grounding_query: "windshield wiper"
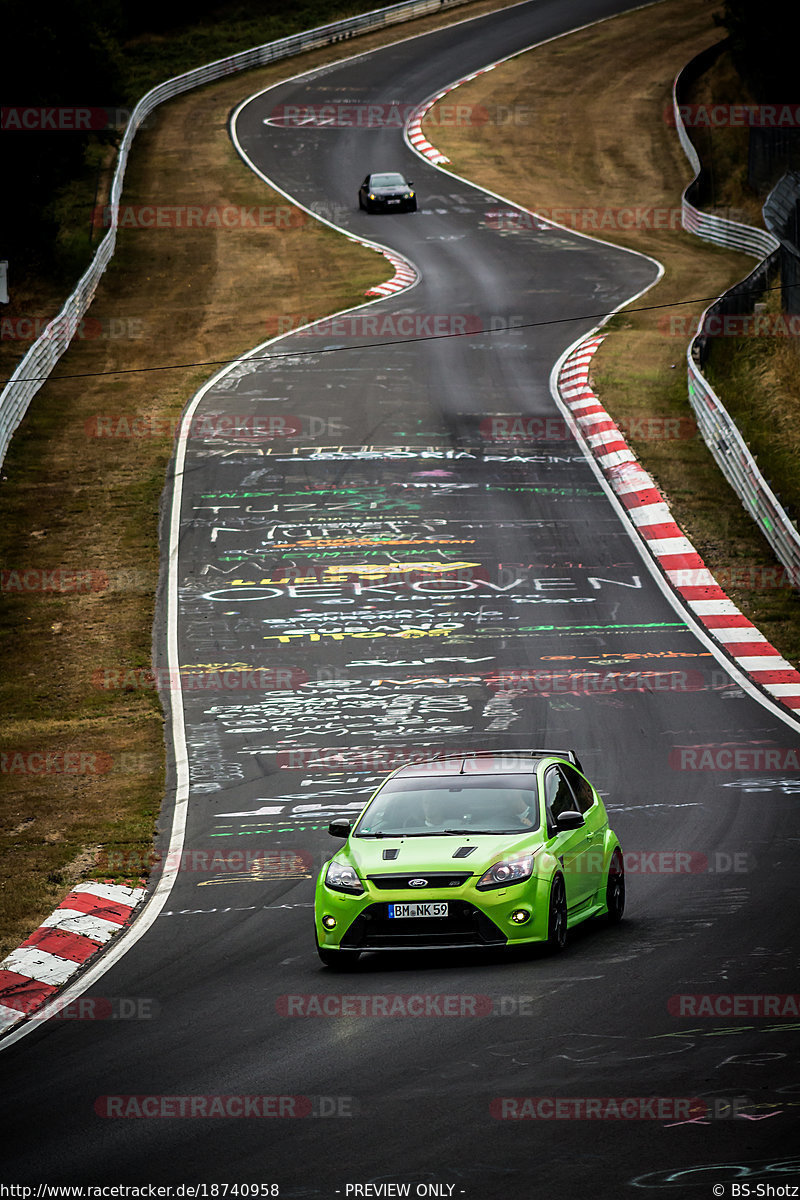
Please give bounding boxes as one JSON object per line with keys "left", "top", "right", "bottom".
{"left": 357, "top": 831, "right": 457, "bottom": 838}
{"left": 357, "top": 828, "right": 525, "bottom": 838}
{"left": 443, "top": 828, "right": 523, "bottom": 835}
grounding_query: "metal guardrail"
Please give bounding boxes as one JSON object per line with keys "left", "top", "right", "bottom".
{"left": 681, "top": 200, "right": 779, "bottom": 258}
{"left": 673, "top": 48, "right": 800, "bottom": 586}
{"left": 764, "top": 169, "right": 800, "bottom": 251}
{"left": 764, "top": 170, "right": 800, "bottom": 315}
{"left": 691, "top": 246, "right": 780, "bottom": 368}
{"left": 674, "top": 44, "right": 780, "bottom": 259}
{"left": 686, "top": 359, "right": 800, "bottom": 583}
{"left": 0, "top": 0, "right": 471, "bottom": 468}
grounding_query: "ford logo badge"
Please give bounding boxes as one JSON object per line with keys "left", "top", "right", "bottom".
{"left": 408, "top": 878, "right": 428, "bottom": 887}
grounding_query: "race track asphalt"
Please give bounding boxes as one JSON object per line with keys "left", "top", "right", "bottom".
{"left": 3, "top": 2, "right": 800, "bottom": 1195}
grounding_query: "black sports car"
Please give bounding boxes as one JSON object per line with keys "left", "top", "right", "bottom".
{"left": 358, "top": 172, "right": 417, "bottom": 213}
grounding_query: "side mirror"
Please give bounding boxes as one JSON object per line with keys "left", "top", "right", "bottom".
{"left": 556, "top": 810, "right": 584, "bottom": 832}
{"left": 328, "top": 820, "right": 352, "bottom": 838}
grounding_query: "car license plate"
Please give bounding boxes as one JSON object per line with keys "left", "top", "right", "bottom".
{"left": 387, "top": 198, "right": 400, "bottom": 204}
{"left": 388, "top": 902, "right": 448, "bottom": 919}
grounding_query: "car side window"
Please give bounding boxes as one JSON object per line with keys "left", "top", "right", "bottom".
{"left": 544, "top": 767, "right": 578, "bottom": 833}
{"left": 562, "top": 764, "right": 594, "bottom": 814}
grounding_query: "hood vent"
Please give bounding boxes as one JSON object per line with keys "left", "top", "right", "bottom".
{"left": 452, "top": 845, "right": 477, "bottom": 858}
{"left": 382, "top": 848, "right": 400, "bottom": 860}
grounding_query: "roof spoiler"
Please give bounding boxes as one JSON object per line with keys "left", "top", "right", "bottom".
{"left": 428, "top": 749, "right": 585, "bottom": 773}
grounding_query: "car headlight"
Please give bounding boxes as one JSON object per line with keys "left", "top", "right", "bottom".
{"left": 325, "top": 859, "right": 364, "bottom": 894}
{"left": 369, "top": 193, "right": 376, "bottom": 200}
{"left": 408, "top": 191, "right": 414, "bottom": 197}
{"left": 476, "top": 853, "right": 534, "bottom": 891}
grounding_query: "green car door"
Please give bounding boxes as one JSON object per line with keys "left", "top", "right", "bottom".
{"left": 542, "top": 764, "right": 602, "bottom": 909}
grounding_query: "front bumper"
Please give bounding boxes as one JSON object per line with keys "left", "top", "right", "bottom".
{"left": 369, "top": 195, "right": 413, "bottom": 210}
{"left": 315, "top": 874, "right": 552, "bottom": 952}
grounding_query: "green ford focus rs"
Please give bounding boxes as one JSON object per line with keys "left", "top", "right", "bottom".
{"left": 314, "top": 749, "right": 624, "bottom": 967}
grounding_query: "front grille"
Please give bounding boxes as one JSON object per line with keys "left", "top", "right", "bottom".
{"left": 366, "top": 872, "right": 472, "bottom": 890}
{"left": 340, "top": 901, "right": 506, "bottom": 950}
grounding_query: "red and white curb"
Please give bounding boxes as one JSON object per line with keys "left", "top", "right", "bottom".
{"left": 363, "top": 244, "right": 418, "bottom": 296}
{"left": 0, "top": 880, "right": 147, "bottom": 1033}
{"left": 406, "top": 65, "right": 498, "bottom": 165}
{"left": 558, "top": 336, "right": 800, "bottom": 712}
{"left": 406, "top": 105, "right": 451, "bottom": 165}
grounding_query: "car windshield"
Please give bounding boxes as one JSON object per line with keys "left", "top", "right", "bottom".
{"left": 371, "top": 173, "right": 406, "bottom": 187}
{"left": 354, "top": 776, "right": 540, "bottom": 837}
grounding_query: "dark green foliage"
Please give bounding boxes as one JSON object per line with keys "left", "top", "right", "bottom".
{"left": 0, "top": 0, "right": 380, "bottom": 278}
{"left": 0, "top": 0, "right": 125, "bottom": 270}
{"left": 714, "top": 1, "right": 799, "bottom": 99}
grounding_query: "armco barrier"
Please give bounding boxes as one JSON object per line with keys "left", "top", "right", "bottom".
{"left": 763, "top": 170, "right": 800, "bottom": 315}
{"left": 674, "top": 41, "right": 780, "bottom": 259}
{"left": 686, "top": 360, "right": 800, "bottom": 582}
{"left": 673, "top": 48, "right": 800, "bottom": 587}
{"left": 0, "top": 0, "right": 471, "bottom": 469}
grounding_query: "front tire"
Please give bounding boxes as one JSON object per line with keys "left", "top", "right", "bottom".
{"left": 545, "top": 874, "right": 568, "bottom": 953}
{"left": 605, "top": 850, "right": 625, "bottom": 924}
